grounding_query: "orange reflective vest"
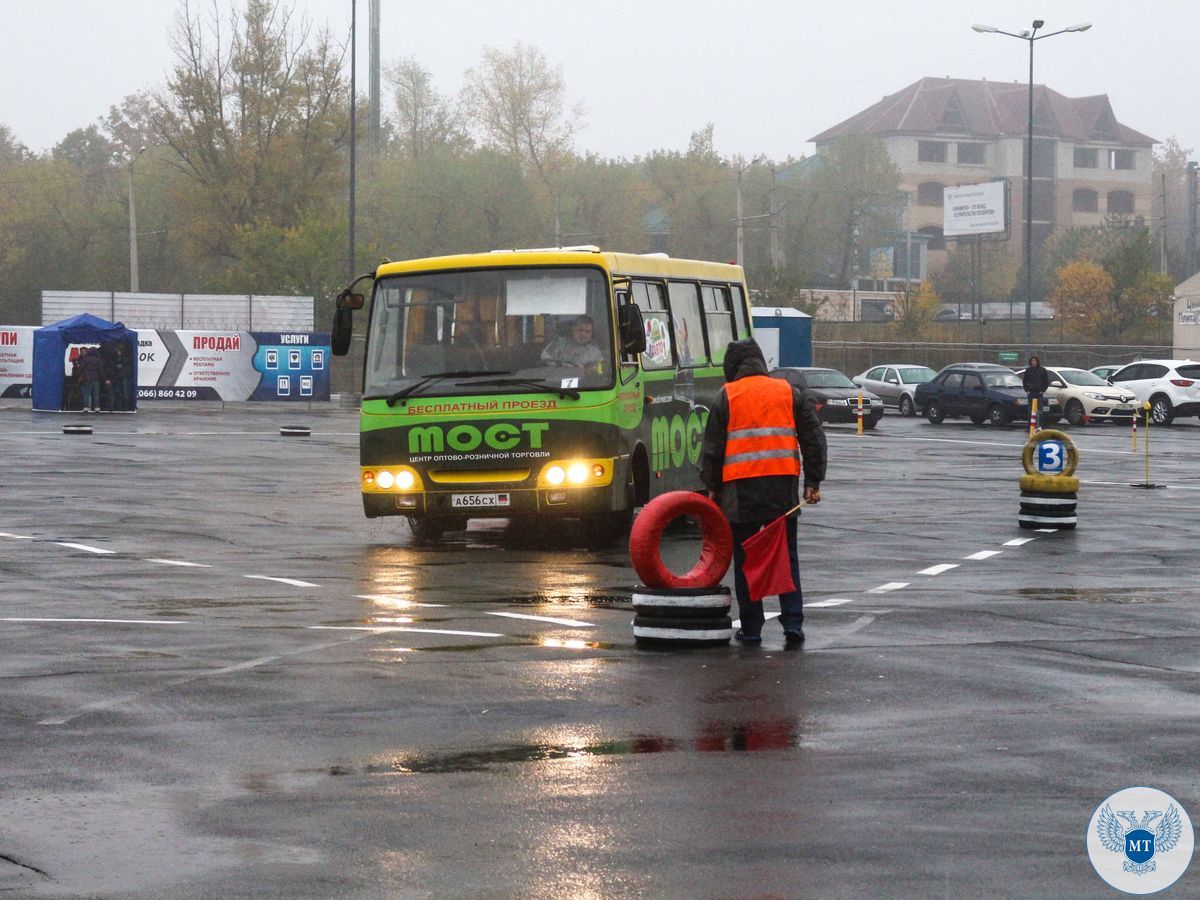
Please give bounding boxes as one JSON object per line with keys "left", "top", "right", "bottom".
{"left": 721, "top": 375, "right": 802, "bottom": 482}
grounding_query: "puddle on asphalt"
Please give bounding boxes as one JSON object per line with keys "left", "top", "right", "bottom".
{"left": 1017, "top": 587, "right": 1170, "bottom": 604}
{"left": 348, "top": 721, "right": 800, "bottom": 774}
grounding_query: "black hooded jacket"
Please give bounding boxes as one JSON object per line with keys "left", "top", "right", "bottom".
{"left": 699, "top": 338, "right": 827, "bottom": 523}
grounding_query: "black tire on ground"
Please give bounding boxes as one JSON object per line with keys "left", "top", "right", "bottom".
{"left": 1065, "top": 400, "right": 1086, "bottom": 426}
{"left": 62, "top": 424, "right": 93, "bottom": 435}
{"left": 988, "top": 403, "right": 1010, "bottom": 426}
{"left": 279, "top": 425, "right": 311, "bottom": 437}
{"left": 1149, "top": 395, "right": 1174, "bottom": 426}
{"left": 969, "top": 414, "right": 986, "bottom": 425}
{"left": 407, "top": 516, "right": 465, "bottom": 543}
{"left": 899, "top": 394, "right": 915, "bottom": 417}
{"left": 633, "top": 614, "right": 733, "bottom": 648}
{"left": 1018, "top": 490, "right": 1077, "bottom": 530}
{"left": 632, "top": 585, "right": 733, "bottom": 619}
{"left": 926, "top": 400, "right": 944, "bottom": 424}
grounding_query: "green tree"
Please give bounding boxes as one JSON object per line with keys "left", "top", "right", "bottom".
{"left": 802, "top": 135, "right": 902, "bottom": 287}
{"left": 892, "top": 281, "right": 940, "bottom": 339}
{"left": 153, "top": 0, "right": 348, "bottom": 266}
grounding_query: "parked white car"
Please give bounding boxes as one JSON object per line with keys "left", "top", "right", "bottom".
{"left": 1106, "top": 359, "right": 1200, "bottom": 425}
{"left": 1021, "top": 366, "right": 1138, "bottom": 425}
{"left": 852, "top": 364, "right": 937, "bottom": 416}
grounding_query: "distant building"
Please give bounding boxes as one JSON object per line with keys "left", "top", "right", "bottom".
{"left": 811, "top": 77, "right": 1156, "bottom": 278}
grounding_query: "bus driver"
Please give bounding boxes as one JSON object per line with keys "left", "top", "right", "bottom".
{"left": 541, "top": 315, "right": 605, "bottom": 373}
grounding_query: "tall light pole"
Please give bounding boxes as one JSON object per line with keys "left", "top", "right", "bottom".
{"left": 972, "top": 20, "right": 1091, "bottom": 350}
{"left": 349, "top": 0, "right": 357, "bottom": 282}
{"left": 733, "top": 154, "right": 766, "bottom": 266}
{"left": 127, "top": 145, "right": 147, "bottom": 292}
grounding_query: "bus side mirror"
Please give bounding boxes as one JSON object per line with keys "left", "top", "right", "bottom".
{"left": 618, "top": 303, "right": 647, "bottom": 355}
{"left": 331, "top": 289, "right": 365, "bottom": 356}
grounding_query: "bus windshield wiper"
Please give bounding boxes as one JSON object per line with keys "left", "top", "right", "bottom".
{"left": 383, "top": 370, "right": 512, "bottom": 405}
{"left": 463, "top": 377, "right": 581, "bottom": 401}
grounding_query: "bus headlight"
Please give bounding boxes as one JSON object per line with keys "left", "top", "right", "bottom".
{"left": 361, "top": 466, "right": 423, "bottom": 492}
{"left": 537, "top": 459, "right": 613, "bottom": 489}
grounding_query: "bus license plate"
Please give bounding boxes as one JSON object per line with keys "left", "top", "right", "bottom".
{"left": 451, "top": 493, "right": 511, "bottom": 509}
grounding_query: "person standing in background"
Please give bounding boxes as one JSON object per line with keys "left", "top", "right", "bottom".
{"left": 1023, "top": 355, "right": 1050, "bottom": 429}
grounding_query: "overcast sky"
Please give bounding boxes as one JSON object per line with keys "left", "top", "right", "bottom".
{"left": 3, "top": 0, "right": 1198, "bottom": 162}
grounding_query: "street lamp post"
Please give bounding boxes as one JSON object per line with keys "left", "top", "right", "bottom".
{"left": 127, "top": 146, "right": 147, "bottom": 292}
{"left": 972, "top": 20, "right": 1091, "bottom": 350}
{"left": 733, "top": 154, "right": 766, "bottom": 266}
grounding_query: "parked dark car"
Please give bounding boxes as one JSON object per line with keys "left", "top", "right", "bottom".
{"left": 914, "top": 362, "right": 1060, "bottom": 426}
{"left": 770, "top": 367, "right": 884, "bottom": 429}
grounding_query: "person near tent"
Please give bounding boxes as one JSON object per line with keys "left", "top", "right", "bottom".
{"left": 77, "top": 347, "right": 107, "bottom": 412}
{"left": 699, "top": 338, "right": 827, "bottom": 647}
{"left": 64, "top": 350, "right": 85, "bottom": 411}
{"left": 103, "top": 340, "right": 131, "bottom": 411}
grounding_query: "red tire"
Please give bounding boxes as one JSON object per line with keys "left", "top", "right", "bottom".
{"left": 628, "top": 491, "right": 733, "bottom": 589}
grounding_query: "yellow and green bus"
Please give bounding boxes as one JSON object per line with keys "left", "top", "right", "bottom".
{"left": 331, "top": 246, "right": 752, "bottom": 541}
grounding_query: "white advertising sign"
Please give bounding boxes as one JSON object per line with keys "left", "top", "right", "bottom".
{"left": 0, "top": 326, "right": 35, "bottom": 398}
{"left": 944, "top": 181, "right": 1007, "bottom": 237}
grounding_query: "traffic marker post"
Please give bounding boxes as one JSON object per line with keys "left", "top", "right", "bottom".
{"left": 1132, "top": 401, "right": 1163, "bottom": 489}
{"left": 856, "top": 392, "right": 864, "bottom": 436}
{"left": 1028, "top": 398, "right": 1039, "bottom": 438}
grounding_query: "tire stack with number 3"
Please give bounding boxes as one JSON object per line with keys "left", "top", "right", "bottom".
{"left": 1019, "top": 429, "right": 1079, "bottom": 530}
{"left": 628, "top": 492, "right": 735, "bottom": 648}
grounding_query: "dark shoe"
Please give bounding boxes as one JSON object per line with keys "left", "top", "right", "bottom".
{"left": 784, "top": 630, "right": 805, "bottom": 648}
{"left": 734, "top": 629, "right": 762, "bottom": 644}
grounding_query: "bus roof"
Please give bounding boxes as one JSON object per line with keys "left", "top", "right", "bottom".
{"left": 373, "top": 248, "right": 745, "bottom": 282}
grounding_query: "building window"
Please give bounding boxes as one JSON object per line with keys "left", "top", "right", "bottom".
{"left": 1107, "top": 190, "right": 1135, "bottom": 214}
{"left": 917, "top": 226, "right": 946, "bottom": 251}
{"left": 1072, "top": 189, "right": 1099, "bottom": 212}
{"left": 917, "top": 182, "right": 944, "bottom": 206}
{"left": 957, "top": 143, "right": 985, "bottom": 165}
{"left": 1109, "top": 149, "right": 1135, "bottom": 170}
{"left": 1074, "top": 147, "right": 1099, "bottom": 169}
{"left": 918, "top": 141, "right": 947, "bottom": 163}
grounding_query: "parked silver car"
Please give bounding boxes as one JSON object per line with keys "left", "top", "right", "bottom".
{"left": 852, "top": 364, "right": 938, "bottom": 416}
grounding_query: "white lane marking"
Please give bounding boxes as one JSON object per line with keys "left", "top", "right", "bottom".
{"left": 868, "top": 582, "right": 909, "bottom": 593}
{"left": 2, "top": 617, "right": 188, "bottom": 625}
{"left": 964, "top": 550, "right": 1002, "bottom": 560}
{"left": 244, "top": 575, "right": 320, "bottom": 587}
{"left": 808, "top": 613, "right": 884, "bottom": 649}
{"left": 39, "top": 632, "right": 377, "bottom": 726}
{"left": 355, "top": 594, "right": 445, "bottom": 608}
{"left": 807, "top": 598, "right": 855, "bottom": 608}
{"left": 1004, "top": 537, "right": 1035, "bottom": 546}
{"left": 917, "top": 563, "right": 959, "bottom": 576}
{"left": 145, "top": 558, "right": 213, "bottom": 568}
{"left": 731, "top": 611, "right": 781, "bottom": 628}
{"left": 308, "top": 625, "right": 504, "bottom": 638}
{"left": 0, "top": 532, "right": 35, "bottom": 539}
{"left": 54, "top": 542, "right": 115, "bottom": 555}
{"left": 487, "top": 611, "right": 596, "bottom": 627}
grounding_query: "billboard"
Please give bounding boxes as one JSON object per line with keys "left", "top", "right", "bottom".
{"left": 944, "top": 181, "right": 1007, "bottom": 237}
{"left": 135, "top": 331, "right": 331, "bottom": 401}
{"left": 0, "top": 326, "right": 35, "bottom": 398}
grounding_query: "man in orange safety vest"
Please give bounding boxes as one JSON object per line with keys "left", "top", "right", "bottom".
{"left": 700, "top": 339, "right": 827, "bottom": 646}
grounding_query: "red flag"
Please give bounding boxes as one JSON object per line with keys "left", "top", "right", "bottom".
{"left": 741, "top": 514, "right": 795, "bottom": 601}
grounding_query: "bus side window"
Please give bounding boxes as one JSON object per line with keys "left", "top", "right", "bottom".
{"left": 667, "top": 281, "right": 708, "bottom": 367}
{"left": 702, "top": 284, "right": 734, "bottom": 364}
{"left": 730, "top": 285, "right": 749, "bottom": 338}
{"left": 634, "top": 281, "right": 673, "bottom": 370}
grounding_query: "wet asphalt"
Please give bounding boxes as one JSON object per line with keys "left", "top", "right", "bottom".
{"left": 1, "top": 403, "right": 1197, "bottom": 897}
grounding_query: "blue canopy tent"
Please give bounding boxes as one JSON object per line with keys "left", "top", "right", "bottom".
{"left": 32, "top": 313, "right": 139, "bottom": 412}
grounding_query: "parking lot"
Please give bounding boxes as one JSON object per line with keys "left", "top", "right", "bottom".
{"left": 1, "top": 404, "right": 1198, "bottom": 896}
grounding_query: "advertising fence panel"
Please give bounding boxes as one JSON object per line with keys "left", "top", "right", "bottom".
{"left": 0, "top": 326, "right": 35, "bottom": 398}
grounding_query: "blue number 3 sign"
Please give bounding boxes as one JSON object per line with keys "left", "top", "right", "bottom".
{"left": 1037, "top": 440, "right": 1067, "bottom": 474}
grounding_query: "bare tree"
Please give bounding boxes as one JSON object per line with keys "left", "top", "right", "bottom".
{"left": 387, "top": 57, "right": 468, "bottom": 159}
{"left": 462, "top": 42, "right": 581, "bottom": 182}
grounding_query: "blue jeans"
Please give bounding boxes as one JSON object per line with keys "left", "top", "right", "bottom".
{"left": 731, "top": 517, "right": 804, "bottom": 637}
{"left": 82, "top": 382, "right": 100, "bottom": 410}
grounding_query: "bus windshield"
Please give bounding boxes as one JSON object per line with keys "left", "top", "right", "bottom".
{"left": 363, "top": 266, "right": 614, "bottom": 399}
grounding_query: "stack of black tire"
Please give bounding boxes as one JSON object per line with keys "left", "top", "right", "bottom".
{"left": 1018, "top": 474, "right": 1078, "bottom": 530}
{"left": 632, "top": 585, "right": 733, "bottom": 648}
